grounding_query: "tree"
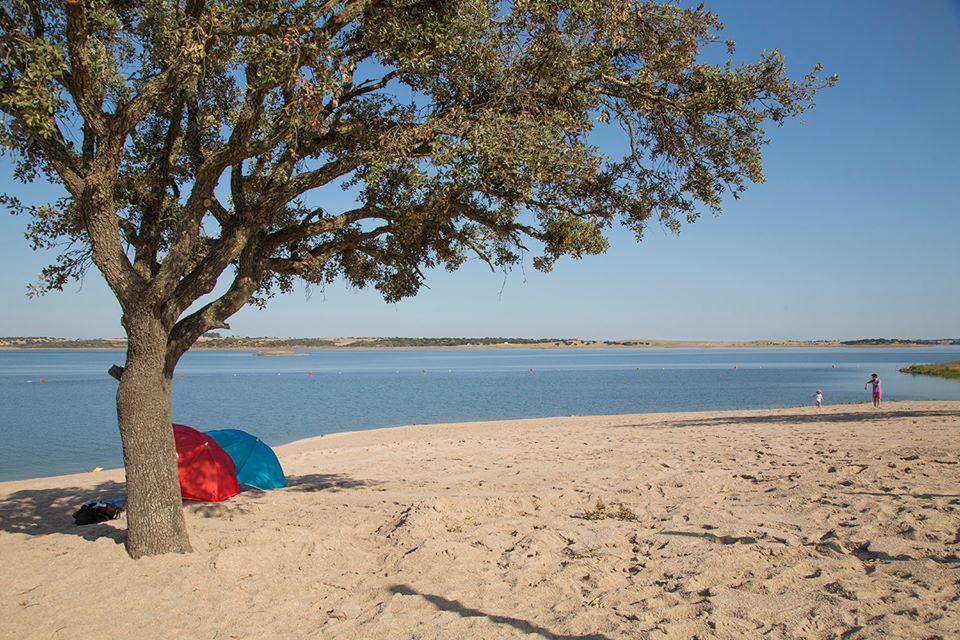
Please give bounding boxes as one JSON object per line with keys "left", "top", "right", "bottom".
{"left": 0, "top": 0, "right": 834, "bottom": 557}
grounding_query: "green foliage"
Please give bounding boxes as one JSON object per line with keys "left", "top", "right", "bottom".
{"left": 843, "top": 338, "right": 960, "bottom": 346}
{"left": 899, "top": 361, "right": 960, "bottom": 381}
{"left": 0, "top": 0, "right": 835, "bottom": 346}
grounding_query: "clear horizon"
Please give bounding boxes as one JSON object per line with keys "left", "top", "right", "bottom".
{"left": 2, "top": 0, "right": 958, "bottom": 341}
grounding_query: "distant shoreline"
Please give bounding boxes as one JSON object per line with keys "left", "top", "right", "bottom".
{"left": 2, "top": 337, "right": 959, "bottom": 351}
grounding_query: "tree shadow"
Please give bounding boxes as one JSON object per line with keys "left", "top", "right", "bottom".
{"left": 388, "top": 584, "right": 613, "bottom": 640}
{"left": 621, "top": 409, "right": 960, "bottom": 430}
{"left": 658, "top": 529, "right": 959, "bottom": 565}
{"left": 0, "top": 480, "right": 127, "bottom": 544}
{"left": 844, "top": 491, "right": 960, "bottom": 500}
{"left": 284, "top": 473, "right": 380, "bottom": 493}
{"left": 658, "top": 530, "right": 759, "bottom": 545}
{"left": 0, "top": 472, "right": 376, "bottom": 539}
{"left": 849, "top": 546, "right": 959, "bottom": 565}
{"left": 186, "top": 500, "right": 254, "bottom": 518}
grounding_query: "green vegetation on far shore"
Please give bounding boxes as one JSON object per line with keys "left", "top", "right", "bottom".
{"left": 843, "top": 338, "right": 960, "bottom": 346}
{"left": 899, "top": 361, "right": 960, "bottom": 380}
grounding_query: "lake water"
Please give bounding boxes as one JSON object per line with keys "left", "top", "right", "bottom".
{"left": 1, "top": 346, "right": 959, "bottom": 481}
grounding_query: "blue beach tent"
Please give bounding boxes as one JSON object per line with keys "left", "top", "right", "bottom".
{"left": 205, "top": 429, "right": 287, "bottom": 490}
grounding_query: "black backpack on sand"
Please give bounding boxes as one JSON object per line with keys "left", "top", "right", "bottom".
{"left": 72, "top": 501, "right": 124, "bottom": 526}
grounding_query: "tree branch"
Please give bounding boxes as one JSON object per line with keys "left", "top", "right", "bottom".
{"left": 259, "top": 204, "right": 388, "bottom": 253}
{"left": 112, "top": 40, "right": 203, "bottom": 139}
{"left": 62, "top": 0, "right": 108, "bottom": 136}
{"left": 150, "top": 69, "right": 272, "bottom": 301}
{"left": 134, "top": 96, "right": 187, "bottom": 277}
{"left": 164, "top": 216, "right": 257, "bottom": 324}
{"left": 263, "top": 224, "right": 392, "bottom": 275}
{"left": 166, "top": 238, "right": 262, "bottom": 373}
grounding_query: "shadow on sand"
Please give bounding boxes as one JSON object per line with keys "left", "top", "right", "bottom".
{"left": 0, "top": 472, "right": 375, "bottom": 542}
{"left": 843, "top": 490, "right": 960, "bottom": 500}
{"left": 0, "top": 480, "right": 128, "bottom": 544}
{"left": 658, "top": 529, "right": 959, "bottom": 564}
{"left": 389, "top": 584, "right": 613, "bottom": 640}
{"left": 284, "top": 473, "right": 380, "bottom": 493}
{"left": 618, "top": 409, "right": 960, "bottom": 430}
{"left": 658, "top": 529, "right": 759, "bottom": 545}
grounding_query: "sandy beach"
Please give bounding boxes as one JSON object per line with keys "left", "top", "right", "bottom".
{"left": 2, "top": 401, "right": 958, "bottom": 639}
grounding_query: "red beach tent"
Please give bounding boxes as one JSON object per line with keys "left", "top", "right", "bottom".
{"left": 172, "top": 424, "right": 240, "bottom": 502}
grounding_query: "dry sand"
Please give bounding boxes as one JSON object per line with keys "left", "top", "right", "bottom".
{"left": 2, "top": 401, "right": 958, "bottom": 639}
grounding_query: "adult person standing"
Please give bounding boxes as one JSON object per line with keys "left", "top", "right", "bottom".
{"left": 865, "top": 373, "right": 882, "bottom": 407}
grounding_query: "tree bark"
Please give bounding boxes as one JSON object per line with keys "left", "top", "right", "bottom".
{"left": 116, "top": 314, "right": 191, "bottom": 558}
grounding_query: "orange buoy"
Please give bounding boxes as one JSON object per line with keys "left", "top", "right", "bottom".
{"left": 179, "top": 373, "right": 186, "bottom": 379}
{"left": 38, "top": 378, "right": 46, "bottom": 384}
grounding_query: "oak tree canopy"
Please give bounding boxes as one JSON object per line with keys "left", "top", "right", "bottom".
{"left": 0, "top": 0, "right": 834, "bottom": 557}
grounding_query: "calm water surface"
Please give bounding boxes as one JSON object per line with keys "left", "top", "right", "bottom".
{"left": 2, "top": 346, "right": 959, "bottom": 481}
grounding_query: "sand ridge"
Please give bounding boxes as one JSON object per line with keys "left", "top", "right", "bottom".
{"left": 2, "top": 401, "right": 959, "bottom": 639}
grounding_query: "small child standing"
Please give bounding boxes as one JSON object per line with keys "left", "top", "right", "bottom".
{"left": 815, "top": 389, "right": 823, "bottom": 408}
{"left": 865, "top": 373, "right": 882, "bottom": 407}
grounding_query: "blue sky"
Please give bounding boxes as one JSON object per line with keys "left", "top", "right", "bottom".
{"left": 1, "top": 0, "right": 958, "bottom": 340}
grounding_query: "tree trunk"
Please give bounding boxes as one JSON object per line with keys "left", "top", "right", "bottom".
{"left": 117, "top": 314, "right": 191, "bottom": 558}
